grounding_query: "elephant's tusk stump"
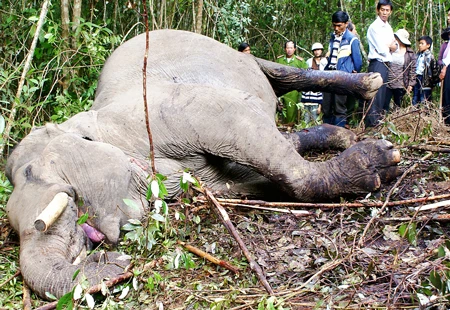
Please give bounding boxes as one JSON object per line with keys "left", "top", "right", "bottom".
{"left": 34, "top": 192, "right": 69, "bottom": 232}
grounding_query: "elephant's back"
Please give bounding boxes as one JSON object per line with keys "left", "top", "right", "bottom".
{"left": 93, "top": 30, "right": 277, "bottom": 115}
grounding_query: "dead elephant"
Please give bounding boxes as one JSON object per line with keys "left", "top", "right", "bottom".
{"left": 5, "top": 29, "right": 400, "bottom": 299}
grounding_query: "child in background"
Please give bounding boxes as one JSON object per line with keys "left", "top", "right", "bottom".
{"left": 413, "top": 36, "right": 433, "bottom": 105}
{"left": 301, "top": 42, "right": 328, "bottom": 124}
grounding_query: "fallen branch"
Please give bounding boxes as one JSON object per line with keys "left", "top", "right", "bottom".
{"left": 382, "top": 214, "right": 450, "bottom": 222}
{"left": 23, "top": 281, "right": 32, "bottom": 310}
{"left": 415, "top": 200, "right": 450, "bottom": 212}
{"left": 408, "top": 145, "right": 450, "bottom": 153}
{"left": 214, "top": 203, "right": 310, "bottom": 216}
{"left": 196, "top": 193, "right": 450, "bottom": 209}
{"left": 204, "top": 188, "right": 274, "bottom": 295}
{"left": 0, "top": 269, "right": 20, "bottom": 289}
{"left": 178, "top": 240, "right": 240, "bottom": 274}
{"left": 35, "top": 271, "right": 134, "bottom": 310}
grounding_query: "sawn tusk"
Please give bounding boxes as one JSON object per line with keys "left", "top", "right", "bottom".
{"left": 34, "top": 192, "right": 69, "bottom": 232}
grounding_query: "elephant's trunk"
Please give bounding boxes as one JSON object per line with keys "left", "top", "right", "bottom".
{"left": 19, "top": 229, "right": 130, "bottom": 299}
{"left": 18, "top": 198, "right": 130, "bottom": 300}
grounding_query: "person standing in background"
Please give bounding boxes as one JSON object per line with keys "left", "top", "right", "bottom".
{"left": 365, "top": 0, "right": 398, "bottom": 128}
{"left": 301, "top": 42, "right": 328, "bottom": 124}
{"left": 322, "top": 11, "right": 362, "bottom": 128}
{"left": 385, "top": 29, "right": 416, "bottom": 110}
{"left": 412, "top": 36, "right": 434, "bottom": 105}
{"left": 276, "top": 41, "right": 308, "bottom": 125}
{"left": 238, "top": 42, "right": 251, "bottom": 54}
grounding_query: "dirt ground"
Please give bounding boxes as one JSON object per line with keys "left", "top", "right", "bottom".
{"left": 1, "top": 104, "right": 450, "bottom": 309}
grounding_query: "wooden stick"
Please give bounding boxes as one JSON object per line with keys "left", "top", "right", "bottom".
{"left": 204, "top": 189, "right": 274, "bottom": 295}
{"left": 408, "top": 144, "right": 450, "bottom": 153}
{"left": 217, "top": 203, "right": 310, "bottom": 216}
{"left": 34, "top": 192, "right": 68, "bottom": 232}
{"left": 382, "top": 214, "right": 450, "bottom": 222}
{"left": 178, "top": 241, "right": 240, "bottom": 274}
{"left": 197, "top": 193, "right": 450, "bottom": 209}
{"left": 415, "top": 199, "right": 450, "bottom": 211}
{"left": 35, "top": 271, "right": 134, "bottom": 310}
{"left": 0, "top": 269, "right": 20, "bottom": 289}
{"left": 23, "top": 281, "right": 32, "bottom": 310}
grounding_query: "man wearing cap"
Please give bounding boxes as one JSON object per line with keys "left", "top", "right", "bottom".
{"left": 385, "top": 29, "right": 416, "bottom": 110}
{"left": 301, "top": 43, "right": 328, "bottom": 124}
{"left": 276, "top": 41, "right": 308, "bottom": 125}
{"left": 322, "top": 11, "right": 362, "bottom": 127}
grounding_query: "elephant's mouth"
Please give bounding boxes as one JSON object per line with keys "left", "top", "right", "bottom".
{"left": 33, "top": 191, "right": 107, "bottom": 265}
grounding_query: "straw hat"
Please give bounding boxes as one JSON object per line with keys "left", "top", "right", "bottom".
{"left": 394, "top": 29, "right": 411, "bottom": 46}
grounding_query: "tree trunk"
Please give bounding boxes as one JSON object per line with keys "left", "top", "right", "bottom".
{"left": 195, "top": 0, "right": 203, "bottom": 34}
{"left": 71, "top": 0, "right": 82, "bottom": 49}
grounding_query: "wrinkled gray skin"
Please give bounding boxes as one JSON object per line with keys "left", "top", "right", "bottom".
{"left": 6, "top": 30, "right": 400, "bottom": 299}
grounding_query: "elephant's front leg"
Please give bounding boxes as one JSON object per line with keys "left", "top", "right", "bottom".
{"left": 289, "top": 139, "right": 401, "bottom": 201}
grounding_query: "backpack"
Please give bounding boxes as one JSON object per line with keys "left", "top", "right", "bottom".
{"left": 424, "top": 56, "right": 442, "bottom": 87}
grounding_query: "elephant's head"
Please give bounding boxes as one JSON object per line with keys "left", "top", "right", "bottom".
{"left": 6, "top": 122, "right": 148, "bottom": 299}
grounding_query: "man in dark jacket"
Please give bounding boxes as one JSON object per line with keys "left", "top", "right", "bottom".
{"left": 322, "top": 11, "right": 363, "bottom": 127}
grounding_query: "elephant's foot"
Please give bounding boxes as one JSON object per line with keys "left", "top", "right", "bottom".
{"left": 331, "top": 139, "right": 401, "bottom": 195}
{"left": 360, "top": 72, "right": 383, "bottom": 100}
{"left": 284, "top": 124, "right": 357, "bottom": 154}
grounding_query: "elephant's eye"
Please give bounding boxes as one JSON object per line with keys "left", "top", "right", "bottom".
{"left": 82, "top": 136, "right": 93, "bottom": 141}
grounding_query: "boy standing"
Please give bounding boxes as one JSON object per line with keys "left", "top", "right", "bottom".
{"left": 276, "top": 41, "right": 308, "bottom": 125}
{"left": 413, "top": 36, "right": 433, "bottom": 105}
{"left": 322, "top": 11, "right": 362, "bottom": 127}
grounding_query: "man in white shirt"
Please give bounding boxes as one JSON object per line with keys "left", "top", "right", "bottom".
{"left": 440, "top": 39, "right": 450, "bottom": 125}
{"left": 365, "top": 0, "right": 398, "bottom": 128}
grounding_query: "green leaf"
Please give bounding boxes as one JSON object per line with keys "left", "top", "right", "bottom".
{"left": 77, "top": 213, "right": 89, "bottom": 225}
{"left": 151, "top": 213, "right": 166, "bottom": 222}
{"left": 45, "top": 292, "right": 57, "bottom": 300}
{"left": 123, "top": 198, "right": 140, "bottom": 210}
{"left": 56, "top": 291, "right": 74, "bottom": 310}
{"left": 430, "top": 270, "right": 443, "bottom": 292}
{"left": 438, "top": 246, "right": 446, "bottom": 258}
{"left": 72, "top": 269, "right": 80, "bottom": 281}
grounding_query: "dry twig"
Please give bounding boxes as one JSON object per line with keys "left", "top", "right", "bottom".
{"left": 178, "top": 241, "right": 240, "bottom": 274}
{"left": 204, "top": 189, "right": 274, "bottom": 295}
